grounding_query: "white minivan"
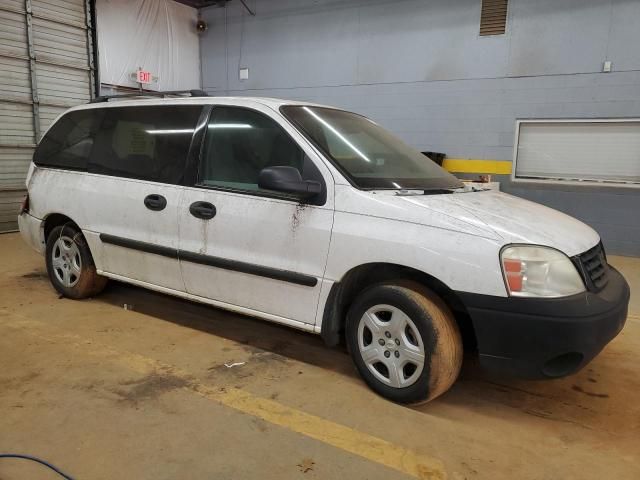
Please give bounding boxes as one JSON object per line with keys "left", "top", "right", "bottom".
{"left": 18, "top": 93, "right": 630, "bottom": 404}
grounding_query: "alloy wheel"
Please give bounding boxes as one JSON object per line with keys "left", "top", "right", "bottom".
{"left": 51, "top": 235, "right": 82, "bottom": 287}
{"left": 357, "top": 304, "right": 425, "bottom": 388}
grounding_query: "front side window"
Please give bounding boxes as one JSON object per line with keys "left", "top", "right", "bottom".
{"left": 89, "top": 105, "right": 202, "bottom": 184}
{"left": 282, "top": 106, "right": 462, "bottom": 190}
{"left": 198, "top": 106, "right": 305, "bottom": 191}
{"left": 34, "top": 108, "right": 104, "bottom": 170}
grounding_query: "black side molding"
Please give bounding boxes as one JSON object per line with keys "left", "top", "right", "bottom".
{"left": 179, "top": 250, "right": 317, "bottom": 287}
{"left": 100, "top": 234, "right": 178, "bottom": 259}
{"left": 99, "top": 233, "right": 318, "bottom": 287}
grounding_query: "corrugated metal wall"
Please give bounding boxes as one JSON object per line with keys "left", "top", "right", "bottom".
{"left": 0, "top": 0, "right": 94, "bottom": 232}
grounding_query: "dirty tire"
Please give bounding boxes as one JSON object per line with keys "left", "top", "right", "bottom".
{"left": 346, "top": 281, "right": 462, "bottom": 405}
{"left": 45, "top": 224, "right": 107, "bottom": 299}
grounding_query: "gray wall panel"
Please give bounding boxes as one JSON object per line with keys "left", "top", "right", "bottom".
{"left": 200, "top": 0, "right": 640, "bottom": 255}
{"left": 608, "top": 0, "right": 640, "bottom": 71}
{"left": 507, "top": 0, "right": 610, "bottom": 76}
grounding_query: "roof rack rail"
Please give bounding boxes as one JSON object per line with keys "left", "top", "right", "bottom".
{"left": 90, "top": 89, "right": 208, "bottom": 103}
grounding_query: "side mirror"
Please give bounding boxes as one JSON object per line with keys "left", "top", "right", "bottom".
{"left": 258, "top": 166, "right": 322, "bottom": 199}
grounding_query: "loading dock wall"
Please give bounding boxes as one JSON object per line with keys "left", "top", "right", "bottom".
{"left": 199, "top": 0, "right": 640, "bottom": 256}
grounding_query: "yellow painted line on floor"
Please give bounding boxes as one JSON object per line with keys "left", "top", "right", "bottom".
{"left": 194, "top": 384, "right": 445, "bottom": 480}
{"left": 1, "top": 315, "right": 446, "bottom": 480}
{"left": 628, "top": 313, "right": 640, "bottom": 323}
{"left": 442, "top": 159, "right": 512, "bottom": 175}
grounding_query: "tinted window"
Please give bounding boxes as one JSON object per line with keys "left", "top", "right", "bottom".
{"left": 199, "top": 107, "right": 305, "bottom": 191}
{"left": 282, "top": 106, "right": 463, "bottom": 190}
{"left": 34, "top": 108, "right": 104, "bottom": 170}
{"left": 89, "top": 105, "right": 201, "bottom": 184}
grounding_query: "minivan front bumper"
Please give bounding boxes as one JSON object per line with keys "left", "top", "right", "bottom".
{"left": 458, "top": 266, "right": 629, "bottom": 379}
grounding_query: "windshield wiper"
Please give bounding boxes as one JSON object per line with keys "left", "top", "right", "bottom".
{"left": 395, "top": 187, "right": 464, "bottom": 197}
{"left": 394, "top": 185, "right": 489, "bottom": 196}
{"left": 421, "top": 189, "right": 457, "bottom": 195}
{"left": 395, "top": 188, "right": 456, "bottom": 196}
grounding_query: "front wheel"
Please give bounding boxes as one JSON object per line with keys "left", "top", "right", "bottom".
{"left": 45, "top": 224, "right": 107, "bottom": 299}
{"left": 346, "top": 281, "right": 463, "bottom": 404}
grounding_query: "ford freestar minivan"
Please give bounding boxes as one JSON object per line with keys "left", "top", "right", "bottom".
{"left": 18, "top": 93, "right": 630, "bottom": 404}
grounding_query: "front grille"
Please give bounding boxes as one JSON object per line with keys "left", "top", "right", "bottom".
{"left": 574, "top": 242, "right": 609, "bottom": 292}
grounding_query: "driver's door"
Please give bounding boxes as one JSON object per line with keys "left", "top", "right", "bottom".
{"left": 178, "top": 105, "right": 334, "bottom": 326}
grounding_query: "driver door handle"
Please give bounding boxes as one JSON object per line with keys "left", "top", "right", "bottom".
{"left": 189, "top": 201, "right": 216, "bottom": 220}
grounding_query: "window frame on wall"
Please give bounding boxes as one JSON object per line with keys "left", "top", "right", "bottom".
{"left": 511, "top": 118, "right": 640, "bottom": 189}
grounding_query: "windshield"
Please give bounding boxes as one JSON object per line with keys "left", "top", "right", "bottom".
{"left": 281, "top": 106, "right": 463, "bottom": 190}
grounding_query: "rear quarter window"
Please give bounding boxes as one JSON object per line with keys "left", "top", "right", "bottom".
{"left": 34, "top": 108, "right": 104, "bottom": 170}
{"left": 89, "top": 105, "right": 202, "bottom": 184}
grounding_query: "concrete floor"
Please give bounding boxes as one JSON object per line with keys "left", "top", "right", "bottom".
{"left": 1, "top": 232, "right": 639, "bottom": 480}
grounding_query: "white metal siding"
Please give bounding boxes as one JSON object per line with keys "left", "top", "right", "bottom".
{"left": 0, "top": 56, "right": 32, "bottom": 99}
{"left": 0, "top": 0, "right": 93, "bottom": 231}
{"left": 514, "top": 120, "right": 640, "bottom": 185}
{"left": 0, "top": 102, "right": 34, "bottom": 146}
{"left": 0, "top": 7, "right": 28, "bottom": 57}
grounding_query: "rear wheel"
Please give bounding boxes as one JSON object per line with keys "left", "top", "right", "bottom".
{"left": 45, "top": 224, "right": 107, "bottom": 299}
{"left": 346, "top": 281, "right": 463, "bottom": 404}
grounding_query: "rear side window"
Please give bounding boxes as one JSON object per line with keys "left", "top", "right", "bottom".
{"left": 89, "top": 105, "right": 202, "bottom": 184}
{"left": 34, "top": 109, "right": 104, "bottom": 170}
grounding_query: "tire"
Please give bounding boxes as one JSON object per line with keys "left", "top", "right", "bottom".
{"left": 346, "top": 281, "right": 463, "bottom": 404}
{"left": 45, "top": 224, "right": 107, "bottom": 299}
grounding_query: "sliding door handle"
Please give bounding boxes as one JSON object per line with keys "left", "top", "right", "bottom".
{"left": 144, "top": 194, "right": 167, "bottom": 211}
{"left": 189, "top": 201, "right": 216, "bottom": 220}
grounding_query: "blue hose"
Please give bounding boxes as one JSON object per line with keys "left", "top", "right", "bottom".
{"left": 0, "top": 454, "right": 75, "bottom": 480}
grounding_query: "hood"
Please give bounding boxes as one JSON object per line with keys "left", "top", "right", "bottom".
{"left": 351, "top": 189, "right": 600, "bottom": 257}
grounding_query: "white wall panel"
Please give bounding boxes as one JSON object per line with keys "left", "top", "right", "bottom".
{"left": 32, "top": 0, "right": 86, "bottom": 27}
{"left": 515, "top": 120, "right": 640, "bottom": 184}
{"left": 0, "top": 9, "right": 28, "bottom": 56}
{"left": 38, "top": 105, "right": 67, "bottom": 134}
{"left": 0, "top": 148, "right": 34, "bottom": 187}
{"left": 1, "top": 0, "right": 25, "bottom": 12}
{"left": 36, "top": 63, "right": 91, "bottom": 105}
{"left": 32, "top": 16, "right": 88, "bottom": 68}
{"left": 96, "top": 0, "right": 200, "bottom": 91}
{"left": 0, "top": 102, "right": 34, "bottom": 146}
{"left": 0, "top": 56, "right": 31, "bottom": 101}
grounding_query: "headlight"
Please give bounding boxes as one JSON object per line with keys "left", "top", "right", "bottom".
{"left": 500, "top": 245, "right": 585, "bottom": 298}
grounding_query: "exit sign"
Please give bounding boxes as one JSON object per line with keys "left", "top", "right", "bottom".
{"left": 136, "top": 70, "right": 152, "bottom": 84}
